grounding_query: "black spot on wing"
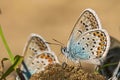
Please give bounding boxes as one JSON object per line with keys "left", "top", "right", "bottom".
{"left": 32, "top": 36, "right": 48, "bottom": 51}
{"left": 86, "top": 29, "right": 89, "bottom": 31}
{"left": 87, "top": 38, "right": 89, "bottom": 40}
{"left": 78, "top": 30, "right": 82, "bottom": 34}
{"left": 32, "top": 62, "right": 34, "bottom": 65}
{"left": 37, "top": 67, "right": 40, "bottom": 70}
{"left": 86, "top": 43, "right": 89, "bottom": 47}
{"left": 92, "top": 52, "right": 94, "bottom": 55}
{"left": 94, "top": 41, "right": 96, "bottom": 44}
{"left": 37, "top": 61, "right": 40, "bottom": 63}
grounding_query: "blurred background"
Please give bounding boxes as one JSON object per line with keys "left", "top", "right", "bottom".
{"left": 0, "top": 0, "right": 120, "bottom": 79}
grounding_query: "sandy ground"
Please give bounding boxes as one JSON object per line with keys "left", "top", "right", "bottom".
{"left": 0, "top": 0, "right": 120, "bottom": 79}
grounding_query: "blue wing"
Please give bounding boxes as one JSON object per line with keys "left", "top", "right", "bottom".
{"left": 66, "top": 29, "right": 110, "bottom": 63}
{"left": 66, "top": 9, "right": 102, "bottom": 61}
{"left": 67, "top": 8, "right": 101, "bottom": 44}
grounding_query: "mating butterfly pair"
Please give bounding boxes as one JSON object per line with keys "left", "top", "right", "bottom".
{"left": 17, "top": 8, "right": 110, "bottom": 80}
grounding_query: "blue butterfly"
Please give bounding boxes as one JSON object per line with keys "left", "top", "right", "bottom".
{"left": 16, "top": 33, "right": 59, "bottom": 80}
{"left": 61, "top": 8, "right": 110, "bottom": 65}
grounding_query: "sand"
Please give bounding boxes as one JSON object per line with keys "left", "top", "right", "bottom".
{"left": 30, "top": 63, "right": 105, "bottom": 80}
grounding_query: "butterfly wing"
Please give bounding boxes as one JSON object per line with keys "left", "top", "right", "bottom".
{"left": 28, "top": 52, "right": 59, "bottom": 74}
{"left": 67, "top": 8, "right": 101, "bottom": 51}
{"left": 23, "top": 33, "right": 50, "bottom": 57}
{"left": 67, "top": 29, "right": 110, "bottom": 64}
{"left": 21, "top": 33, "right": 50, "bottom": 71}
{"left": 20, "top": 33, "right": 58, "bottom": 79}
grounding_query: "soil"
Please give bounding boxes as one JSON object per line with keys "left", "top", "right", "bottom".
{"left": 30, "top": 63, "right": 105, "bottom": 80}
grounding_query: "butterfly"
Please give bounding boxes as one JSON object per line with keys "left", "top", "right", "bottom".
{"left": 108, "top": 61, "right": 120, "bottom": 80}
{"left": 17, "top": 33, "right": 59, "bottom": 80}
{"left": 61, "top": 8, "right": 110, "bottom": 65}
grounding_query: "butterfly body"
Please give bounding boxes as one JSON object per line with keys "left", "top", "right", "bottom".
{"left": 61, "top": 8, "right": 110, "bottom": 65}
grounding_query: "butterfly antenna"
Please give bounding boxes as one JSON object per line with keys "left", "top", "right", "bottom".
{"left": 52, "top": 39, "right": 64, "bottom": 46}
{"left": 45, "top": 39, "right": 64, "bottom": 47}
{"left": 45, "top": 42, "right": 61, "bottom": 46}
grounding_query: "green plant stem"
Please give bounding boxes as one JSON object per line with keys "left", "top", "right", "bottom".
{"left": 0, "top": 26, "right": 14, "bottom": 64}
{"left": 100, "top": 62, "right": 118, "bottom": 69}
{"left": 0, "top": 55, "right": 23, "bottom": 80}
{"left": 0, "top": 26, "right": 24, "bottom": 79}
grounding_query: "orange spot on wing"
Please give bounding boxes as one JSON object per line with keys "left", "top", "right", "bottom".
{"left": 40, "top": 55, "right": 43, "bottom": 58}
{"left": 96, "top": 50, "right": 102, "bottom": 58}
{"left": 45, "top": 55, "right": 49, "bottom": 59}
{"left": 48, "top": 58, "right": 53, "bottom": 63}
{"left": 97, "top": 47, "right": 101, "bottom": 50}
{"left": 39, "top": 54, "right": 46, "bottom": 58}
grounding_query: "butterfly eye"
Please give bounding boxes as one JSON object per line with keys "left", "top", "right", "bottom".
{"left": 78, "top": 42, "right": 80, "bottom": 45}
{"left": 63, "top": 48, "right": 66, "bottom": 52}
{"left": 62, "top": 47, "right": 67, "bottom": 54}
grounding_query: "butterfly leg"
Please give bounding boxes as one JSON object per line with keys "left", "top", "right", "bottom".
{"left": 62, "top": 62, "right": 68, "bottom": 69}
{"left": 78, "top": 60, "right": 82, "bottom": 68}
{"left": 62, "top": 55, "right": 68, "bottom": 64}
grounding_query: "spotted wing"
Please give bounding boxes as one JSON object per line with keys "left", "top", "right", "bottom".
{"left": 20, "top": 33, "right": 51, "bottom": 79}
{"left": 20, "top": 51, "right": 59, "bottom": 80}
{"left": 23, "top": 33, "right": 51, "bottom": 66}
{"left": 67, "top": 8, "right": 101, "bottom": 50}
{"left": 28, "top": 52, "right": 59, "bottom": 74}
{"left": 67, "top": 29, "right": 110, "bottom": 64}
